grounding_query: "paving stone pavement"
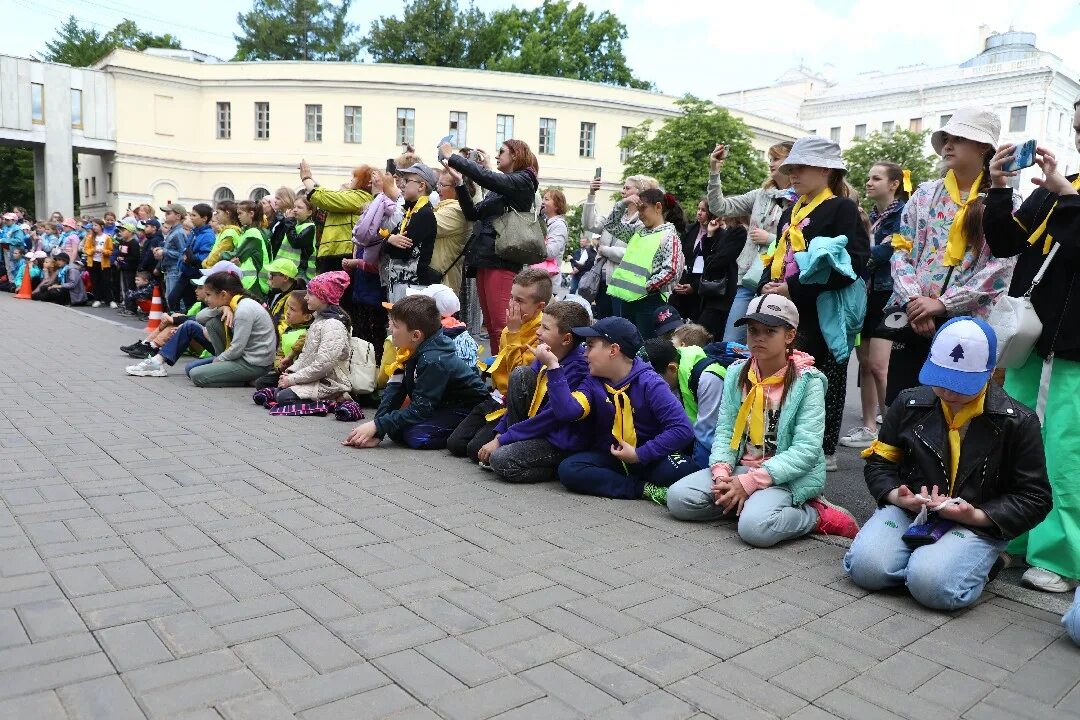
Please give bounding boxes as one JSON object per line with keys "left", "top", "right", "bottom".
{"left": 1, "top": 295, "right": 1078, "bottom": 720}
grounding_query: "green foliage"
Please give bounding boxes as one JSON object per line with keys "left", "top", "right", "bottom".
{"left": 563, "top": 203, "right": 584, "bottom": 258}
{"left": 620, "top": 96, "right": 767, "bottom": 205}
{"left": 364, "top": 0, "right": 649, "bottom": 89}
{"left": 42, "top": 15, "right": 180, "bottom": 67}
{"left": 0, "top": 148, "right": 36, "bottom": 217}
{"left": 842, "top": 129, "right": 937, "bottom": 210}
{"left": 234, "top": 0, "right": 361, "bottom": 61}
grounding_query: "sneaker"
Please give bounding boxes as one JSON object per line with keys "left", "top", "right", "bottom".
{"left": 91, "top": 300, "right": 102, "bottom": 308}
{"left": 125, "top": 343, "right": 155, "bottom": 359}
{"left": 120, "top": 341, "right": 141, "bottom": 353}
{"left": 478, "top": 461, "right": 493, "bottom": 471}
{"left": 642, "top": 482, "right": 668, "bottom": 506}
{"left": 125, "top": 358, "right": 167, "bottom": 377}
{"left": 824, "top": 454, "right": 839, "bottom": 472}
{"left": 839, "top": 426, "right": 877, "bottom": 449}
{"left": 808, "top": 497, "right": 859, "bottom": 539}
{"left": 1021, "top": 566, "right": 1079, "bottom": 593}
{"left": 876, "top": 414, "right": 883, "bottom": 425}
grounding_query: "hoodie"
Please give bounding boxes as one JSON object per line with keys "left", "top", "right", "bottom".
{"left": 184, "top": 224, "right": 217, "bottom": 273}
{"left": 140, "top": 230, "right": 165, "bottom": 273}
{"left": 495, "top": 344, "right": 595, "bottom": 452}
{"left": 547, "top": 357, "right": 694, "bottom": 466}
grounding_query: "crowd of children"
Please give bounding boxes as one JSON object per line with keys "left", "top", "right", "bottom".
{"left": 10, "top": 112, "right": 1080, "bottom": 638}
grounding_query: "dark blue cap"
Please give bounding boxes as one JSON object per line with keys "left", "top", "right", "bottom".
{"left": 572, "top": 317, "right": 643, "bottom": 358}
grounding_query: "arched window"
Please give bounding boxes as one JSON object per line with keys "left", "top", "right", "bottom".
{"left": 213, "top": 186, "right": 235, "bottom": 204}
{"left": 250, "top": 187, "right": 270, "bottom": 202}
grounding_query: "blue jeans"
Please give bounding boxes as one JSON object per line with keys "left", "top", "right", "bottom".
{"left": 844, "top": 505, "right": 1007, "bottom": 610}
{"left": 558, "top": 450, "right": 698, "bottom": 499}
{"left": 1064, "top": 589, "right": 1080, "bottom": 646}
{"left": 666, "top": 469, "right": 819, "bottom": 547}
{"left": 159, "top": 320, "right": 213, "bottom": 365}
{"left": 722, "top": 285, "right": 755, "bottom": 344}
{"left": 388, "top": 407, "right": 471, "bottom": 450}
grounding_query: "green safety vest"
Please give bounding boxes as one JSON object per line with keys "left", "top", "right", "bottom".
{"left": 280, "top": 326, "right": 306, "bottom": 358}
{"left": 607, "top": 227, "right": 668, "bottom": 302}
{"left": 677, "top": 345, "right": 725, "bottom": 423}
{"left": 237, "top": 227, "right": 270, "bottom": 296}
{"left": 276, "top": 222, "right": 313, "bottom": 280}
{"left": 207, "top": 227, "right": 241, "bottom": 264}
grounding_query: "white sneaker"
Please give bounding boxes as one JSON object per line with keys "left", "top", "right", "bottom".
{"left": 109, "top": 301, "right": 118, "bottom": 308}
{"left": 91, "top": 300, "right": 102, "bottom": 308}
{"left": 1021, "top": 566, "right": 1078, "bottom": 593}
{"left": 876, "top": 414, "right": 883, "bottom": 425}
{"left": 839, "top": 426, "right": 877, "bottom": 448}
{"left": 125, "top": 358, "right": 166, "bottom": 377}
{"left": 824, "top": 454, "right": 839, "bottom": 472}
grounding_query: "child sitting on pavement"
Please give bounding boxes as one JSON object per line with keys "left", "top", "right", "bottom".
{"left": 344, "top": 295, "right": 487, "bottom": 450}
{"left": 447, "top": 268, "right": 552, "bottom": 461}
{"left": 119, "top": 270, "right": 154, "bottom": 318}
{"left": 255, "top": 290, "right": 314, "bottom": 389}
{"left": 555, "top": 317, "right": 697, "bottom": 501}
{"left": 846, "top": 317, "right": 1052, "bottom": 610}
{"left": 476, "top": 300, "right": 594, "bottom": 483}
{"left": 665, "top": 295, "right": 860, "bottom": 546}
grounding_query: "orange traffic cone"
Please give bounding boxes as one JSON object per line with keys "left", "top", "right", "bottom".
{"left": 14, "top": 260, "right": 32, "bottom": 299}
{"left": 143, "top": 284, "right": 163, "bottom": 332}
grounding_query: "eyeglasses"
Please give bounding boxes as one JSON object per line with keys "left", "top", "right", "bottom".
{"left": 404, "top": 178, "right": 423, "bottom": 186}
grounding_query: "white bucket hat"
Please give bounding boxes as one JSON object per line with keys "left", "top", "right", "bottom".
{"left": 931, "top": 107, "right": 1000, "bottom": 154}
{"left": 778, "top": 136, "right": 847, "bottom": 174}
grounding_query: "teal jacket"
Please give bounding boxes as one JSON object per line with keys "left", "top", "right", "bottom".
{"left": 794, "top": 235, "right": 866, "bottom": 363}
{"left": 708, "top": 359, "right": 827, "bottom": 505}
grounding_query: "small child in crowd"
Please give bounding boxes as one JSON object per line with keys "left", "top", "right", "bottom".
{"left": 84, "top": 219, "right": 114, "bottom": 307}
{"left": 556, "top": 317, "right": 697, "bottom": 501}
{"left": 256, "top": 290, "right": 314, "bottom": 388}
{"left": 846, "top": 317, "right": 1051, "bottom": 610}
{"left": 344, "top": 295, "right": 487, "bottom": 450}
{"left": 671, "top": 323, "right": 712, "bottom": 348}
{"left": 115, "top": 218, "right": 142, "bottom": 301}
{"left": 476, "top": 300, "right": 594, "bottom": 483}
{"left": 122, "top": 282, "right": 212, "bottom": 359}
{"left": 666, "top": 295, "right": 860, "bottom": 546}
{"left": 120, "top": 270, "right": 154, "bottom": 317}
{"left": 652, "top": 304, "right": 684, "bottom": 341}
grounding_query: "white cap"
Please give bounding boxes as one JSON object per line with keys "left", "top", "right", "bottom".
{"left": 418, "top": 284, "right": 460, "bottom": 317}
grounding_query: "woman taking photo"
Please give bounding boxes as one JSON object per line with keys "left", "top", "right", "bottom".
{"left": 299, "top": 160, "right": 374, "bottom": 275}
{"left": 439, "top": 138, "right": 540, "bottom": 354}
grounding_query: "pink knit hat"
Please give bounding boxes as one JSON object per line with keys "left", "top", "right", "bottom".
{"left": 306, "top": 271, "right": 350, "bottom": 306}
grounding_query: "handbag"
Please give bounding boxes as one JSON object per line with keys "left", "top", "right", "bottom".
{"left": 875, "top": 266, "right": 955, "bottom": 344}
{"left": 492, "top": 193, "right": 546, "bottom": 265}
{"left": 348, "top": 337, "right": 377, "bottom": 395}
{"left": 577, "top": 262, "right": 603, "bottom": 302}
{"left": 741, "top": 252, "right": 766, "bottom": 290}
{"left": 987, "top": 243, "right": 1059, "bottom": 369}
{"left": 698, "top": 278, "right": 728, "bottom": 299}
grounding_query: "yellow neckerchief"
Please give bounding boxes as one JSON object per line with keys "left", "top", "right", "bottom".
{"left": 942, "top": 170, "right": 985, "bottom": 267}
{"left": 766, "top": 187, "right": 834, "bottom": 280}
{"left": 386, "top": 347, "right": 412, "bottom": 376}
{"left": 223, "top": 295, "right": 243, "bottom": 346}
{"left": 219, "top": 224, "right": 241, "bottom": 238}
{"left": 398, "top": 195, "right": 430, "bottom": 236}
{"left": 483, "top": 312, "right": 543, "bottom": 377}
{"left": 862, "top": 439, "right": 903, "bottom": 463}
{"left": 939, "top": 385, "right": 987, "bottom": 495}
{"left": 890, "top": 233, "right": 912, "bottom": 253}
{"left": 729, "top": 360, "right": 786, "bottom": 450}
{"left": 527, "top": 367, "right": 549, "bottom": 418}
{"left": 605, "top": 382, "right": 637, "bottom": 448}
{"left": 1017, "top": 176, "right": 1080, "bottom": 254}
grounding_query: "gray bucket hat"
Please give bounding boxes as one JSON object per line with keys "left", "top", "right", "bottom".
{"left": 779, "top": 136, "right": 847, "bottom": 174}
{"left": 931, "top": 106, "right": 1001, "bottom": 154}
{"left": 399, "top": 162, "right": 438, "bottom": 190}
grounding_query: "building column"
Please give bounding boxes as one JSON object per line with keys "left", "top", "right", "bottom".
{"left": 35, "top": 64, "right": 75, "bottom": 217}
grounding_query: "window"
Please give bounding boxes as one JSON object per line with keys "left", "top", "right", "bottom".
{"left": 881, "top": 121, "right": 894, "bottom": 133}
{"left": 396, "top": 108, "right": 415, "bottom": 146}
{"left": 91, "top": 177, "right": 96, "bottom": 197}
{"left": 829, "top": 127, "right": 840, "bottom": 142}
{"left": 579, "top": 122, "right": 596, "bottom": 158}
{"left": 496, "top": 114, "right": 514, "bottom": 146}
{"left": 250, "top": 187, "right": 269, "bottom": 202}
{"left": 538, "top": 118, "right": 556, "bottom": 154}
{"left": 909, "top": 117, "right": 923, "bottom": 132}
{"left": 213, "top": 187, "right": 235, "bottom": 204}
{"left": 1009, "top": 105, "right": 1027, "bottom": 133}
{"left": 255, "top": 102, "right": 270, "bottom": 140}
{"left": 305, "top": 104, "right": 322, "bottom": 142}
{"left": 83, "top": 179, "right": 89, "bottom": 198}
{"left": 344, "top": 105, "right": 362, "bottom": 143}
{"left": 449, "top": 111, "right": 467, "bottom": 147}
{"left": 620, "top": 126, "right": 632, "bottom": 163}
{"left": 31, "top": 83, "right": 44, "bottom": 124}
{"left": 216, "top": 102, "right": 231, "bottom": 139}
{"left": 854, "top": 124, "right": 866, "bottom": 139}
{"left": 939, "top": 114, "right": 952, "bottom": 128}
{"left": 70, "top": 89, "right": 82, "bottom": 129}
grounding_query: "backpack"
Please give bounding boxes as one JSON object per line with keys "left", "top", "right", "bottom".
{"left": 349, "top": 337, "right": 377, "bottom": 395}
{"left": 688, "top": 341, "right": 750, "bottom": 395}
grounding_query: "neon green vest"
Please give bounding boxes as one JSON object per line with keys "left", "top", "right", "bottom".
{"left": 280, "top": 327, "right": 306, "bottom": 358}
{"left": 237, "top": 227, "right": 270, "bottom": 295}
{"left": 677, "top": 345, "right": 725, "bottom": 423}
{"left": 607, "top": 227, "right": 668, "bottom": 302}
{"left": 277, "top": 222, "right": 313, "bottom": 279}
{"left": 208, "top": 227, "right": 241, "bottom": 263}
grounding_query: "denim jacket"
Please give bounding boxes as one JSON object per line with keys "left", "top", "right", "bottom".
{"left": 866, "top": 200, "right": 904, "bottom": 292}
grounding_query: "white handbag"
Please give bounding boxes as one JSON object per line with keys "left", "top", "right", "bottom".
{"left": 348, "top": 337, "right": 377, "bottom": 395}
{"left": 988, "top": 243, "right": 1059, "bottom": 369}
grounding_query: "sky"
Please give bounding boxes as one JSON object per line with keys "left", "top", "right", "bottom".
{"left": 8, "top": 0, "right": 1080, "bottom": 96}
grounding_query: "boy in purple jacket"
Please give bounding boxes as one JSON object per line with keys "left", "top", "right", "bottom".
{"left": 553, "top": 317, "right": 697, "bottom": 500}
{"left": 476, "top": 301, "right": 595, "bottom": 483}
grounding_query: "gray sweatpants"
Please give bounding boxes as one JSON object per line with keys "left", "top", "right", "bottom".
{"left": 490, "top": 366, "right": 568, "bottom": 483}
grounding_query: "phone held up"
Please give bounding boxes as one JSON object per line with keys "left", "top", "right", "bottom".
{"left": 594, "top": 167, "right": 602, "bottom": 180}
{"left": 386, "top": 158, "right": 397, "bottom": 175}
{"left": 1004, "top": 139, "right": 1038, "bottom": 173}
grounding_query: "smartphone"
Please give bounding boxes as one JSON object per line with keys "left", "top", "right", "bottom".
{"left": 437, "top": 134, "right": 454, "bottom": 148}
{"left": 385, "top": 158, "right": 397, "bottom": 175}
{"left": 901, "top": 517, "right": 956, "bottom": 547}
{"left": 594, "top": 166, "right": 602, "bottom": 179}
{"left": 1004, "top": 139, "right": 1037, "bottom": 173}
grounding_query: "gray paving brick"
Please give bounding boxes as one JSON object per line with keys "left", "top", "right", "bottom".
{"left": 148, "top": 612, "right": 225, "bottom": 657}
{"left": 287, "top": 584, "right": 358, "bottom": 623}
{"left": 459, "top": 618, "right": 547, "bottom": 653}
{"left": 124, "top": 649, "right": 242, "bottom": 694}
{"left": 407, "top": 596, "right": 486, "bottom": 635}
{"left": 171, "top": 575, "right": 236, "bottom": 609}
{"left": 96, "top": 621, "right": 174, "bottom": 671}
{"left": 139, "top": 668, "right": 264, "bottom": 718}
{"left": 298, "top": 683, "right": 419, "bottom": 720}
{"left": 373, "top": 648, "right": 467, "bottom": 702}
{"left": 695, "top": 662, "right": 808, "bottom": 717}
{"left": 419, "top": 637, "right": 505, "bottom": 687}
{"left": 0, "top": 607, "right": 28, "bottom": 649}
{"left": 0, "top": 652, "right": 114, "bottom": 701}
{"left": 0, "top": 632, "right": 100, "bottom": 672}
{"left": 277, "top": 663, "right": 390, "bottom": 712}
{"left": 217, "top": 691, "right": 295, "bottom": 720}
{"left": 0, "top": 691, "right": 67, "bottom": 719}
{"left": 17, "top": 598, "right": 87, "bottom": 641}
{"left": 53, "top": 566, "right": 115, "bottom": 598}
{"left": 772, "top": 655, "right": 860, "bottom": 701}
{"left": 520, "top": 662, "right": 619, "bottom": 715}
{"left": 334, "top": 606, "right": 446, "bottom": 658}
{"left": 56, "top": 674, "right": 147, "bottom": 720}
{"left": 556, "top": 650, "right": 656, "bottom": 703}
{"left": 200, "top": 594, "right": 295, "bottom": 627}
{"left": 489, "top": 697, "right": 580, "bottom": 720}
{"left": 431, "top": 675, "right": 544, "bottom": 720}
{"left": 281, "top": 624, "right": 361, "bottom": 673}
{"left": 235, "top": 636, "right": 317, "bottom": 685}
{"left": 590, "top": 689, "right": 695, "bottom": 720}
{"left": 488, "top": 632, "right": 581, "bottom": 673}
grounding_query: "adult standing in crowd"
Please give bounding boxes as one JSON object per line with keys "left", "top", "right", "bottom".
{"left": 299, "top": 160, "right": 374, "bottom": 275}
{"left": 430, "top": 168, "right": 473, "bottom": 295}
{"left": 534, "top": 188, "right": 568, "bottom": 279}
{"left": 708, "top": 141, "right": 795, "bottom": 344}
{"left": 671, "top": 198, "right": 717, "bottom": 323}
{"left": 568, "top": 234, "right": 596, "bottom": 295}
{"left": 440, "top": 138, "right": 540, "bottom": 355}
{"left": 699, "top": 215, "right": 749, "bottom": 339}
{"left": 984, "top": 113, "right": 1080, "bottom": 595}
{"left": 383, "top": 163, "right": 439, "bottom": 302}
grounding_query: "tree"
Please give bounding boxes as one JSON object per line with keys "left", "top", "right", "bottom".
{"left": 363, "top": 0, "right": 649, "bottom": 89}
{"left": 42, "top": 15, "right": 180, "bottom": 67}
{"left": 619, "top": 96, "right": 767, "bottom": 205}
{"left": 842, "top": 129, "right": 937, "bottom": 211}
{"left": 103, "top": 20, "right": 182, "bottom": 53}
{"left": 234, "top": 0, "right": 361, "bottom": 61}
{"left": 0, "top": 148, "right": 37, "bottom": 217}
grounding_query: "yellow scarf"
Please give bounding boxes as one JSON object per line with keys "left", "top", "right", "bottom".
{"left": 398, "top": 195, "right": 430, "bottom": 236}
{"left": 223, "top": 295, "right": 243, "bottom": 347}
{"left": 1020, "top": 176, "right": 1080, "bottom": 254}
{"left": 386, "top": 347, "right": 412, "bottom": 376}
{"left": 527, "top": 367, "right": 549, "bottom": 418}
{"left": 939, "top": 386, "right": 987, "bottom": 495}
{"left": 942, "top": 170, "right": 984, "bottom": 267}
{"left": 605, "top": 383, "right": 636, "bottom": 448}
{"left": 766, "top": 187, "right": 834, "bottom": 280}
{"left": 729, "top": 362, "right": 786, "bottom": 450}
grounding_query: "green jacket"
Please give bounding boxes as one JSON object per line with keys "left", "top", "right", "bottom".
{"left": 709, "top": 359, "right": 827, "bottom": 505}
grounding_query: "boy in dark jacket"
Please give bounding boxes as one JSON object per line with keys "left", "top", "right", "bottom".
{"left": 846, "top": 317, "right": 1051, "bottom": 610}
{"left": 343, "top": 295, "right": 487, "bottom": 450}
{"left": 554, "top": 317, "right": 696, "bottom": 500}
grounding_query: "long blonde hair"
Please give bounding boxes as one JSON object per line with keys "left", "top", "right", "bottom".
{"left": 626, "top": 174, "right": 660, "bottom": 192}
{"left": 762, "top": 141, "right": 794, "bottom": 190}
{"left": 274, "top": 186, "right": 296, "bottom": 212}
